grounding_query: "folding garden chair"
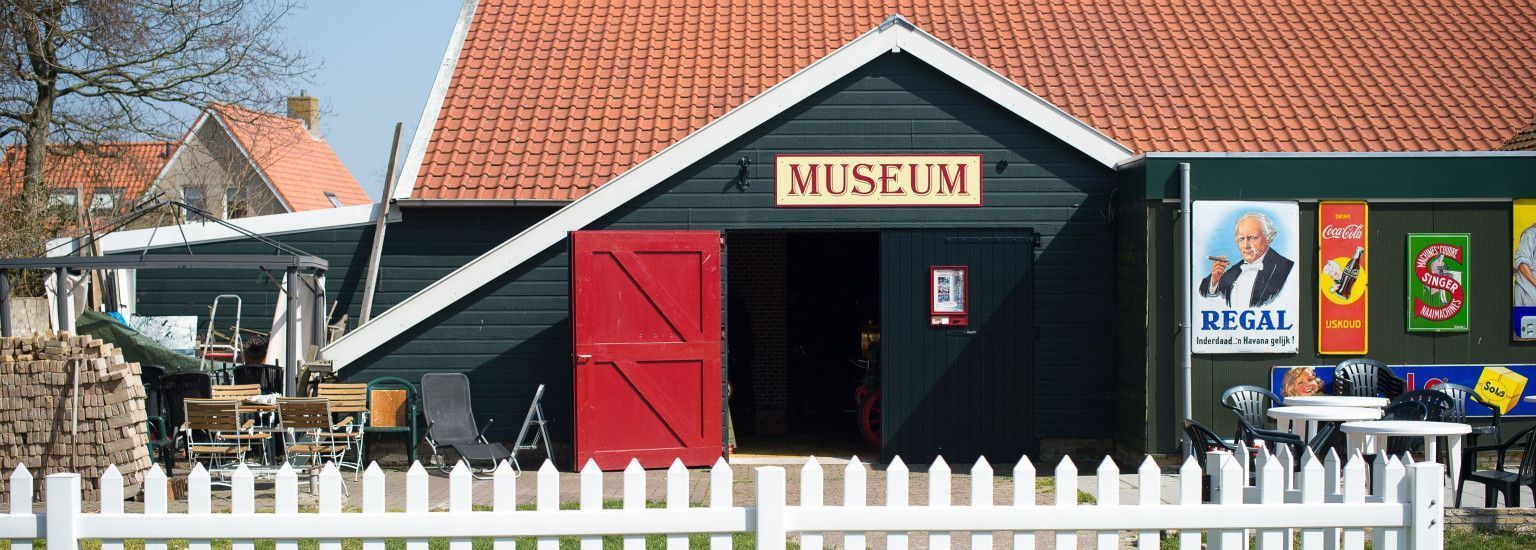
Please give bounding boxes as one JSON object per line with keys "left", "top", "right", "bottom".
{"left": 183, "top": 398, "right": 267, "bottom": 482}
{"left": 423, "top": 373, "right": 510, "bottom": 477}
{"left": 277, "top": 398, "right": 350, "bottom": 479}
{"left": 317, "top": 383, "right": 368, "bottom": 476}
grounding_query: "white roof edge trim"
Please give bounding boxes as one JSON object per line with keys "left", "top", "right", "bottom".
{"left": 322, "top": 15, "right": 1135, "bottom": 368}
{"left": 204, "top": 110, "right": 294, "bottom": 212}
{"left": 147, "top": 112, "right": 211, "bottom": 195}
{"left": 1142, "top": 151, "right": 1536, "bottom": 158}
{"left": 69, "top": 203, "right": 393, "bottom": 255}
{"left": 393, "top": 0, "right": 479, "bottom": 202}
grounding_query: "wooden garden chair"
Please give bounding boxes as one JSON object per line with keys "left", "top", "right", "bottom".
{"left": 317, "top": 383, "right": 369, "bottom": 476}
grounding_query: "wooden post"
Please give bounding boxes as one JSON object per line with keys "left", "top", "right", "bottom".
{"left": 1, "top": 269, "right": 12, "bottom": 337}
{"left": 359, "top": 123, "right": 405, "bottom": 324}
{"left": 1408, "top": 461, "right": 1444, "bottom": 549}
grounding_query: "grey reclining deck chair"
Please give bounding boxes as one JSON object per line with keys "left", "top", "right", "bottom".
{"left": 423, "top": 373, "right": 511, "bottom": 476}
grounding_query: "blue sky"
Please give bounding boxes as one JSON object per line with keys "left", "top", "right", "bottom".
{"left": 283, "top": 1, "right": 462, "bottom": 199}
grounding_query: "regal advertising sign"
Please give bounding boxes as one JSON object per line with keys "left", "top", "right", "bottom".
{"left": 1407, "top": 233, "right": 1470, "bottom": 332}
{"left": 1513, "top": 200, "right": 1536, "bottom": 340}
{"left": 1191, "top": 201, "right": 1300, "bottom": 353}
{"left": 1318, "top": 202, "right": 1368, "bottom": 354}
{"left": 775, "top": 154, "right": 982, "bottom": 207}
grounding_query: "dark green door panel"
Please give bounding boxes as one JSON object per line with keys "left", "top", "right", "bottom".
{"left": 880, "top": 229, "right": 1036, "bottom": 464}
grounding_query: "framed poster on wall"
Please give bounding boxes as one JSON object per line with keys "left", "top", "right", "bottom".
{"left": 1514, "top": 200, "right": 1536, "bottom": 340}
{"left": 1407, "top": 233, "right": 1469, "bottom": 332}
{"left": 930, "top": 265, "right": 968, "bottom": 326}
{"left": 1318, "top": 202, "right": 1368, "bottom": 354}
{"left": 1191, "top": 201, "right": 1300, "bottom": 353}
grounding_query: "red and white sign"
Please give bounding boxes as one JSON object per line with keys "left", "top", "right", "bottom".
{"left": 1318, "top": 202, "right": 1368, "bottom": 354}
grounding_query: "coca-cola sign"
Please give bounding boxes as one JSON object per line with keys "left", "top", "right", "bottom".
{"left": 1321, "top": 223, "right": 1364, "bottom": 240}
{"left": 1318, "top": 203, "right": 1368, "bottom": 354}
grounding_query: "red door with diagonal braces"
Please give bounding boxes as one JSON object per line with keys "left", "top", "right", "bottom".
{"left": 571, "top": 230, "right": 723, "bottom": 469}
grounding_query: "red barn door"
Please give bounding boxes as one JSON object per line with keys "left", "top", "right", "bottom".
{"left": 571, "top": 230, "right": 723, "bottom": 469}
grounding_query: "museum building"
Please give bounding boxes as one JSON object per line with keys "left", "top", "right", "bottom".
{"left": 102, "top": 1, "right": 1536, "bottom": 465}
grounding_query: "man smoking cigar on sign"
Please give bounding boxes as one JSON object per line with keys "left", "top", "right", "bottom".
{"left": 1201, "top": 212, "right": 1295, "bottom": 308}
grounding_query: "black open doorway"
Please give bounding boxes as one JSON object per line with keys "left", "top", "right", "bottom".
{"left": 725, "top": 231, "right": 879, "bottom": 457}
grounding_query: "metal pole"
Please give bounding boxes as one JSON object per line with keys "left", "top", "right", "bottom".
{"left": 359, "top": 122, "right": 405, "bottom": 324}
{"left": 1, "top": 270, "right": 12, "bottom": 337}
{"left": 1180, "top": 163, "right": 1194, "bottom": 445}
{"left": 55, "top": 268, "right": 72, "bottom": 333}
{"left": 313, "top": 272, "right": 328, "bottom": 348}
{"left": 285, "top": 266, "right": 300, "bottom": 397}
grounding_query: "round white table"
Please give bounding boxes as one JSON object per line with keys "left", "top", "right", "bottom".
{"left": 1267, "top": 406, "right": 1383, "bottom": 442}
{"left": 1341, "top": 420, "right": 1472, "bottom": 490}
{"left": 1283, "top": 395, "right": 1390, "bottom": 408}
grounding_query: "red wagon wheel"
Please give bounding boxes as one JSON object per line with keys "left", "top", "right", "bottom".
{"left": 858, "top": 389, "right": 881, "bottom": 447}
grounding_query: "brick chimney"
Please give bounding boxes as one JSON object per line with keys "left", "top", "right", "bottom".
{"left": 286, "top": 91, "right": 321, "bottom": 138}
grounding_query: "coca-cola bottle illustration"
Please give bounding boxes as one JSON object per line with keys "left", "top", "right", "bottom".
{"left": 1332, "top": 246, "right": 1365, "bottom": 298}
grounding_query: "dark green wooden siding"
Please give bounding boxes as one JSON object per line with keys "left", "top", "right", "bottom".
{"left": 345, "top": 53, "right": 1121, "bottom": 447}
{"left": 1136, "top": 198, "right": 1536, "bottom": 454}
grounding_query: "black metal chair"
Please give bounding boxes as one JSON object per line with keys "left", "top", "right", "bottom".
{"left": 422, "top": 373, "right": 511, "bottom": 477}
{"left": 1456, "top": 425, "right": 1536, "bottom": 508}
{"left": 1220, "top": 385, "right": 1280, "bottom": 429}
{"left": 233, "top": 364, "right": 285, "bottom": 395}
{"left": 1234, "top": 415, "right": 1337, "bottom": 461}
{"left": 1374, "top": 400, "right": 1431, "bottom": 458}
{"left": 140, "top": 365, "right": 174, "bottom": 470}
{"left": 1434, "top": 382, "right": 1501, "bottom": 445}
{"left": 1183, "top": 419, "right": 1243, "bottom": 502}
{"left": 1391, "top": 390, "right": 1455, "bottom": 421}
{"left": 1333, "top": 358, "right": 1405, "bottom": 398}
{"left": 160, "top": 371, "right": 213, "bottom": 455}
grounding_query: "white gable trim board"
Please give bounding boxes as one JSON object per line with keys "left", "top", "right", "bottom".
{"left": 320, "top": 16, "right": 1139, "bottom": 368}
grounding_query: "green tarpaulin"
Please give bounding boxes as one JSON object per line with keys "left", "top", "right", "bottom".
{"left": 75, "top": 310, "right": 208, "bottom": 373}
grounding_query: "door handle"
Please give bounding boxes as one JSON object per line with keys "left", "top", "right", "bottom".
{"left": 576, "top": 354, "right": 593, "bottom": 363}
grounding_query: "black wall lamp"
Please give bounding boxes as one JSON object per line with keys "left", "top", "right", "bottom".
{"left": 735, "top": 157, "right": 752, "bottom": 191}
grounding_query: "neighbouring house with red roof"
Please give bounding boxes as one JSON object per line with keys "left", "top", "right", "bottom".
{"left": 0, "top": 142, "right": 174, "bottom": 222}
{"left": 154, "top": 95, "right": 372, "bottom": 218}
{"left": 85, "top": 1, "right": 1536, "bottom": 465}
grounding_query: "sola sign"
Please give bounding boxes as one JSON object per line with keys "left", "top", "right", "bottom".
{"left": 1407, "top": 233, "right": 1469, "bottom": 332}
{"left": 1318, "top": 202, "right": 1368, "bottom": 354}
{"left": 775, "top": 154, "right": 982, "bottom": 207}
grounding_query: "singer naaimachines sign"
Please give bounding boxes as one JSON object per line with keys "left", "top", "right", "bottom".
{"left": 1191, "top": 201, "right": 1301, "bottom": 353}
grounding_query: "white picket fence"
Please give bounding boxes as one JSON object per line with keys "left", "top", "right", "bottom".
{"left": 0, "top": 447, "right": 1442, "bottom": 550}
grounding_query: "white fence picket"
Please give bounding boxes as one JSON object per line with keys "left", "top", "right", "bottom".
{"left": 537, "top": 460, "right": 560, "bottom": 550}
{"left": 99, "top": 465, "right": 124, "bottom": 550}
{"left": 1013, "top": 456, "right": 1036, "bottom": 549}
{"left": 319, "top": 463, "right": 344, "bottom": 550}
{"left": 1408, "top": 461, "right": 1443, "bottom": 548}
{"left": 187, "top": 464, "right": 210, "bottom": 550}
{"left": 709, "top": 458, "right": 733, "bottom": 550}
{"left": 1095, "top": 457, "right": 1119, "bottom": 550}
{"left": 970, "top": 457, "right": 993, "bottom": 550}
{"left": 580, "top": 459, "right": 603, "bottom": 550}
{"left": 1135, "top": 457, "right": 1159, "bottom": 550}
{"left": 1371, "top": 457, "right": 1406, "bottom": 549}
{"left": 756, "top": 466, "right": 787, "bottom": 550}
{"left": 1299, "top": 450, "right": 1325, "bottom": 550}
{"left": 1054, "top": 456, "right": 1078, "bottom": 550}
{"left": 9, "top": 465, "right": 34, "bottom": 550}
{"left": 1209, "top": 451, "right": 1245, "bottom": 550}
{"left": 1256, "top": 453, "right": 1285, "bottom": 550}
{"left": 800, "top": 458, "right": 824, "bottom": 550}
{"left": 666, "top": 459, "right": 689, "bottom": 550}
{"left": 928, "top": 456, "right": 951, "bottom": 550}
{"left": 1177, "top": 456, "right": 1201, "bottom": 550}
{"left": 364, "top": 463, "right": 388, "bottom": 550}
{"left": 230, "top": 465, "right": 255, "bottom": 550}
{"left": 844, "top": 457, "right": 867, "bottom": 550}
{"left": 274, "top": 463, "right": 298, "bottom": 550}
{"left": 405, "top": 461, "right": 429, "bottom": 550}
{"left": 886, "top": 456, "right": 909, "bottom": 550}
{"left": 448, "top": 463, "right": 471, "bottom": 550}
{"left": 622, "top": 459, "right": 645, "bottom": 550}
{"left": 1340, "top": 454, "right": 1367, "bottom": 550}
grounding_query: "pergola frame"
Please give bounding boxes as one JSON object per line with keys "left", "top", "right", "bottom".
{"left": 0, "top": 254, "right": 329, "bottom": 397}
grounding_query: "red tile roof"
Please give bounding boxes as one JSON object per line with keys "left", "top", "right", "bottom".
{"left": 1505, "top": 118, "right": 1536, "bottom": 151}
{"left": 0, "top": 142, "right": 172, "bottom": 203}
{"left": 208, "top": 103, "right": 372, "bottom": 211}
{"left": 412, "top": 0, "right": 1536, "bottom": 201}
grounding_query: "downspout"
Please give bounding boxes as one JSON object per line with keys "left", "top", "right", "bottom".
{"left": 1179, "top": 162, "right": 1194, "bottom": 445}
